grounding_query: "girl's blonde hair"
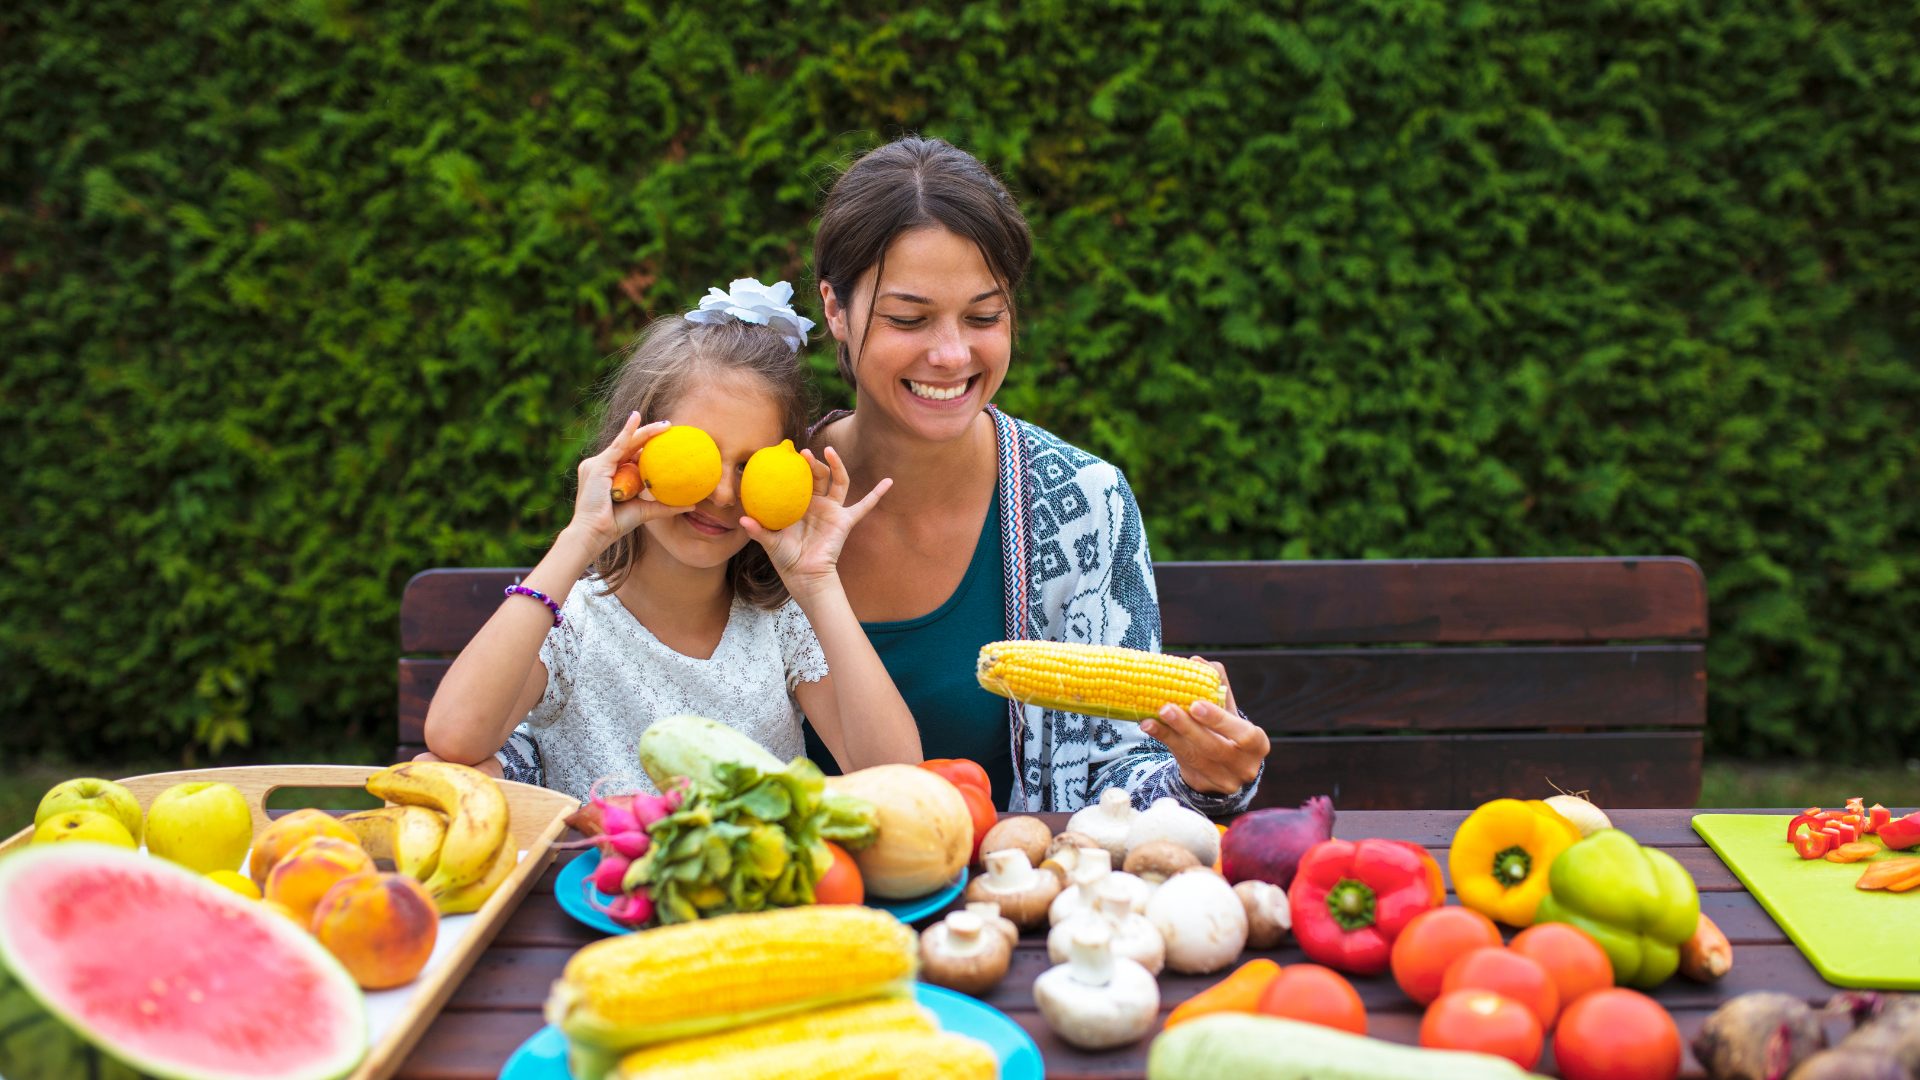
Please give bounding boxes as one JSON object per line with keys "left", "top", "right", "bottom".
{"left": 587, "top": 314, "right": 815, "bottom": 609}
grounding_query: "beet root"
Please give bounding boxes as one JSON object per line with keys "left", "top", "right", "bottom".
{"left": 1830, "top": 993, "right": 1920, "bottom": 1076}
{"left": 1786, "top": 1050, "right": 1910, "bottom": 1080}
{"left": 1693, "top": 992, "right": 1826, "bottom": 1080}
{"left": 1219, "top": 795, "right": 1335, "bottom": 889}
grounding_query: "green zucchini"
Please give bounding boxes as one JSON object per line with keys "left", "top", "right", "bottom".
{"left": 1147, "top": 1014, "right": 1542, "bottom": 1080}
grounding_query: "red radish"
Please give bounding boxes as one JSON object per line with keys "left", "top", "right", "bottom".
{"left": 593, "top": 853, "right": 632, "bottom": 895}
{"left": 1222, "top": 795, "right": 1336, "bottom": 889}
{"left": 590, "top": 887, "right": 654, "bottom": 928}
{"left": 605, "top": 830, "right": 650, "bottom": 860}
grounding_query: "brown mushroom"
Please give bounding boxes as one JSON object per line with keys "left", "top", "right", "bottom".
{"left": 1234, "top": 879, "right": 1291, "bottom": 949}
{"left": 1122, "top": 840, "right": 1201, "bottom": 884}
{"left": 964, "top": 847, "right": 1064, "bottom": 929}
{"left": 965, "top": 901, "right": 1021, "bottom": 948}
{"left": 920, "top": 910, "right": 1013, "bottom": 997}
{"left": 980, "top": 815, "right": 1053, "bottom": 868}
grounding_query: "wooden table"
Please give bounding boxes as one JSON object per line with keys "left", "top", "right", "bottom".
{"left": 396, "top": 809, "right": 1847, "bottom": 1079}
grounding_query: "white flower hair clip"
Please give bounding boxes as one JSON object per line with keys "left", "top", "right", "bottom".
{"left": 684, "top": 278, "right": 816, "bottom": 353}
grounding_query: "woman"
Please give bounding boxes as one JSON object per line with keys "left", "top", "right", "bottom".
{"left": 808, "top": 136, "right": 1268, "bottom": 813}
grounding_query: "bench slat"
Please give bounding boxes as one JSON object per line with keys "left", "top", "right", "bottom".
{"left": 1158, "top": 557, "right": 1707, "bottom": 646}
{"left": 1249, "top": 731, "right": 1702, "bottom": 811}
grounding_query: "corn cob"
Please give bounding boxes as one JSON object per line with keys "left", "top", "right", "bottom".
{"left": 614, "top": 997, "right": 936, "bottom": 1075}
{"left": 976, "top": 640, "right": 1226, "bottom": 722}
{"left": 617, "top": 1031, "right": 998, "bottom": 1080}
{"left": 548, "top": 906, "right": 919, "bottom": 1080}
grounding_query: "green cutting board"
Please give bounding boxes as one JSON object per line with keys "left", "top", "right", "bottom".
{"left": 1693, "top": 813, "right": 1920, "bottom": 989}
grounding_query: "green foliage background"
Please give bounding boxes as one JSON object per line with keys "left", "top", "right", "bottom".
{"left": 3, "top": 0, "right": 1915, "bottom": 763}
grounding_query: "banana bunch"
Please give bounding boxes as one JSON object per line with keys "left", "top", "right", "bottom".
{"left": 363, "top": 762, "right": 515, "bottom": 914}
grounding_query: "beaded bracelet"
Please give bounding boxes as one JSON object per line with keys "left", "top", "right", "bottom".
{"left": 503, "top": 584, "right": 564, "bottom": 628}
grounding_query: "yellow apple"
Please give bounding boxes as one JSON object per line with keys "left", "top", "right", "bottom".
{"left": 36, "top": 777, "right": 144, "bottom": 846}
{"left": 146, "top": 782, "right": 253, "bottom": 873}
{"left": 33, "top": 809, "right": 136, "bottom": 848}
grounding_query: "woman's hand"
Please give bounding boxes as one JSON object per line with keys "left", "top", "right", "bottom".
{"left": 741, "top": 445, "right": 891, "bottom": 603}
{"left": 1140, "top": 659, "right": 1269, "bottom": 796}
{"left": 567, "top": 413, "right": 690, "bottom": 552}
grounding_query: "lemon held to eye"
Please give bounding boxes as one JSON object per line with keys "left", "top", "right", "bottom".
{"left": 741, "top": 440, "right": 815, "bottom": 530}
{"left": 638, "top": 426, "right": 723, "bottom": 506}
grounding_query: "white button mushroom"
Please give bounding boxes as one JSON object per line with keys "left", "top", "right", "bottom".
{"left": 1033, "top": 920, "right": 1160, "bottom": 1050}
{"left": 1048, "top": 848, "right": 1154, "bottom": 925}
{"left": 963, "top": 847, "right": 1063, "bottom": 930}
{"left": 1048, "top": 875, "right": 1166, "bottom": 975}
{"left": 1123, "top": 796, "right": 1221, "bottom": 867}
{"left": 964, "top": 901, "right": 1021, "bottom": 949}
{"left": 1065, "top": 787, "right": 1138, "bottom": 865}
{"left": 1234, "top": 879, "right": 1291, "bottom": 949}
{"left": 1144, "top": 869, "right": 1249, "bottom": 974}
{"left": 919, "top": 909, "right": 1013, "bottom": 997}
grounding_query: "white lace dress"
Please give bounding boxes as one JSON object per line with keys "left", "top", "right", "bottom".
{"left": 495, "top": 578, "right": 829, "bottom": 804}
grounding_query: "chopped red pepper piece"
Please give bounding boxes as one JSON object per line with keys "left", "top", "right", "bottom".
{"left": 1847, "top": 797, "right": 1866, "bottom": 817}
{"left": 1879, "top": 812, "right": 1920, "bottom": 852}
{"left": 1825, "top": 821, "right": 1859, "bottom": 845}
{"left": 1788, "top": 813, "right": 1824, "bottom": 844}
{"left": 1795, "top": 829, "right": 1834, "bottom": 860}
{"left": 1868, "top": 805, "right": 1891, "bottom": 835}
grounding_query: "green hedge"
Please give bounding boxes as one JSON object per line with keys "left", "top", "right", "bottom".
{"left": 3, "top": 0, "right": 1915, "bottom": 763}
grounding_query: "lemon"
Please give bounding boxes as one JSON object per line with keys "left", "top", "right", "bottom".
{"left": 206, "top": 869, "right": 263, "bottom": 900}
{"left": 32, "top": 809, "right": 136, "bottom": 848}
{"left": 741, "top": 440, "right": 814, "bottom": 530}
{"left": 639, "top": 426, "right": 723, "bottom": 506}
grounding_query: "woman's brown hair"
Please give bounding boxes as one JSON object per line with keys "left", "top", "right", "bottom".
{"left": 588, "top": 315, "right": 815, "bottom": 609}
{"left": 813, "top": 136, "right": 1034, "bottom": 383}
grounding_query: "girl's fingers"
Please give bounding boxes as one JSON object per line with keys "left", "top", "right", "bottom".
{"left": 625, "top": 419, "right": 671, "bottom": 460}
{"left": 822, "top": 446, "right": 852, "bottom": 505}
{"left": 842, "top": 477, "right": 892, "bottom": 525}
{"left": 800, "top": 448, "right": 833, "bottom": 498}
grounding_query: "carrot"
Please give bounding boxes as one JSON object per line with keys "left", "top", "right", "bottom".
{"left": 1826, "top": 842, "right": 1878, "bottom": 864}
{"left": 1679, "top": 913, "right": 1733, "bottom": 981}
{"left": 1887, "top": 867, "right": 1920, "bottom": 893}
{"left": 1855, "top": 858, "right": 1920, "bottom": 891}
{"left": 611, "top": 461, "right": 642, "bottom": 502}
{"left": 1165, "top": 958, "right": 1282, "bottom": 1029}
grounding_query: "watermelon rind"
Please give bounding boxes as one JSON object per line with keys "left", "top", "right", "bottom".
{"left": 0, "top": 842, "right": 368, "bottom": 1080}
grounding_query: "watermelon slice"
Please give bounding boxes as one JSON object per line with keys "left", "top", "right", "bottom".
{"left": 0, "top": 842, "right": 366, "bottom": 1080}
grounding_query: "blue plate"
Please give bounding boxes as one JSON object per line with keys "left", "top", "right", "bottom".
{"left": 499, "top": 982, "right": 1042, "bottom": 1080}
{"left": 556, "top": 849, "right": 969, "bottom": 936}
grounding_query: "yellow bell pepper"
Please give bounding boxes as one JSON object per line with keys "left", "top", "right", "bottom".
{"left": 1448, "top": 799, "right": 1582, "bottom": 927}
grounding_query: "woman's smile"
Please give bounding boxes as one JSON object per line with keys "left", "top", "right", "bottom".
{"left": 904, "top": 374, "right": 979, "bottom": 404}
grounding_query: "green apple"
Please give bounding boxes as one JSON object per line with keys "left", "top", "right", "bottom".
{"left": 33, "top": 809, "right": 137, "bottom": 848}
{"left": 36, "top": 777, "right": 145, "bottom": 847}
{"left": 145, "top": 782, "right": 253, "bottom": 873}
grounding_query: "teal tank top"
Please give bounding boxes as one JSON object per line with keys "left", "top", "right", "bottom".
{"left": 802, "top": 488, "right": 1013, "bottom": 807}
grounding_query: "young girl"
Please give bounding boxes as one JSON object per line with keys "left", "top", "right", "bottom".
{"left": 420, "top": 280, "right": 923, "bottom": 802}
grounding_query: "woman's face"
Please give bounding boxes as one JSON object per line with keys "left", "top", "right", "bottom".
{"left": 638, "top": 373, "right": 785, "bottom": 571}
{"left": 821, "top": 227, "right": 1012, "bottom": 444}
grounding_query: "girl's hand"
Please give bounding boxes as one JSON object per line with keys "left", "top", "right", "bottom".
{"left": 1139, "top": 660, "right": 1269, "bottom": 796}
{"left": 568, "top": 413, "right": 690, "bottom": 552}
{"left": 740, "top": 445, "right": 891, "bottom": 602}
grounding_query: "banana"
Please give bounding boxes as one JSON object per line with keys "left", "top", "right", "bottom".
{"left": 341, "top": 805, "right": 448, "bottom": 881}
{"left": 431, "top": 835, "right": 517, "bottom": 914}
{"left": 366, "top": 762, "right": 510, "bottom": 892}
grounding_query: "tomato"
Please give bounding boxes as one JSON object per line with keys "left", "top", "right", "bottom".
{"left": 1552, "top": 988, "right": 1681, "bottom": 1080}
{"left": 1509, "top": 922, "right": 1614, "bottom": 1009}
{"left": 813, "top": 841, "right": 863, "bottom": 905}
{"left": 920, "top": 758, "right": 991, "bottom": 795}
{"left": 1391, "top": 906, "right": 1503, "bottom": 1005}
{"left": 1421, "top": 990, "right": 1542, "bottom": 1069}
{"left": 1255, "top": 964, "right": 1367, "bottom": 1035}
{"left": 952, "top": 782, "right": 998, "bottom": 864}
{"left": 1440, "top": 946, "right": 1559, "bottom": 1031}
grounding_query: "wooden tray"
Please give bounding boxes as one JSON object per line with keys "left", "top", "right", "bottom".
{"left": 0, "top": 764, "right": 579, "bottom": 1080}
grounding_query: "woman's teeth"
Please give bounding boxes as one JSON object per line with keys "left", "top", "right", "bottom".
{"left": 907, "top": 379, "right": 968, "bottom": 401}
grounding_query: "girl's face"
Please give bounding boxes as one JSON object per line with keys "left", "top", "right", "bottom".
{"left": 638, "top": 373, "right": 786, "bottom": 571}
{"left": 821, "top": 227, "right": 1013, "bottom": 445}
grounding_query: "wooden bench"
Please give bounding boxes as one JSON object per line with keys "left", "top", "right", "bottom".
{"left": 398, "top": 557, "right": 1707, "bottom": 810}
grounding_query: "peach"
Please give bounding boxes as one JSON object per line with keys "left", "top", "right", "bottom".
{"left": 250, "top": 809, "right": 362, "bottom": 887}
{"left": 313, "top": 872, "right": 438, "bottom": 989}
{"left": 264, "top": 836, "right": 375, "bottom": 927}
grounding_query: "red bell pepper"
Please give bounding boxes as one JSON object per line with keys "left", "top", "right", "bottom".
{"left": 1869, "top": 805, "right": 1892, "bottom": 835}
{"left": 1288, "top": 838, "right": 1439, "bottom": 976}
{"left": 1794, "top": 829, "right": 1833, "bottom": 860}
{"left": 1825, "top": 821, "right": 1859, "bottom": 846}
{"left": 1879, "top": 812, "right": 1920, "bottom": 852}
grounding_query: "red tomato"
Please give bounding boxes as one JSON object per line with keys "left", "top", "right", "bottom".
{"left": 953, "top": 782, "right": 998, "bottom": 864}
{"left": 920, "top": 759, "right": 991, "bottom": 795}
{"left": 1391, "top": 906, "right": 1504, "bottom": 1005}
{"left": 1553, "top": 988, "right": 1681, "bottom": 1080}
{"left": 1422, "top": 990, "right": 1542, "bottom": 1069}
{"left": 813, "top": 841, "right": 863, "bottom": 905}
{"left": 1509, "top": 922, "right": 1614, "bottom": 1009}
{"left": 1255, "top": 964, "right": 1367, "bottom": 1035}
{"left": 1441, "top": 946, "right": 1559, "bottom": 1031}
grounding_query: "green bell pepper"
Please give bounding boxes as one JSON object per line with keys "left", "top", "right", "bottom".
{"left": 1532, "top": 827, "right": 1699, "bottom": 989}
